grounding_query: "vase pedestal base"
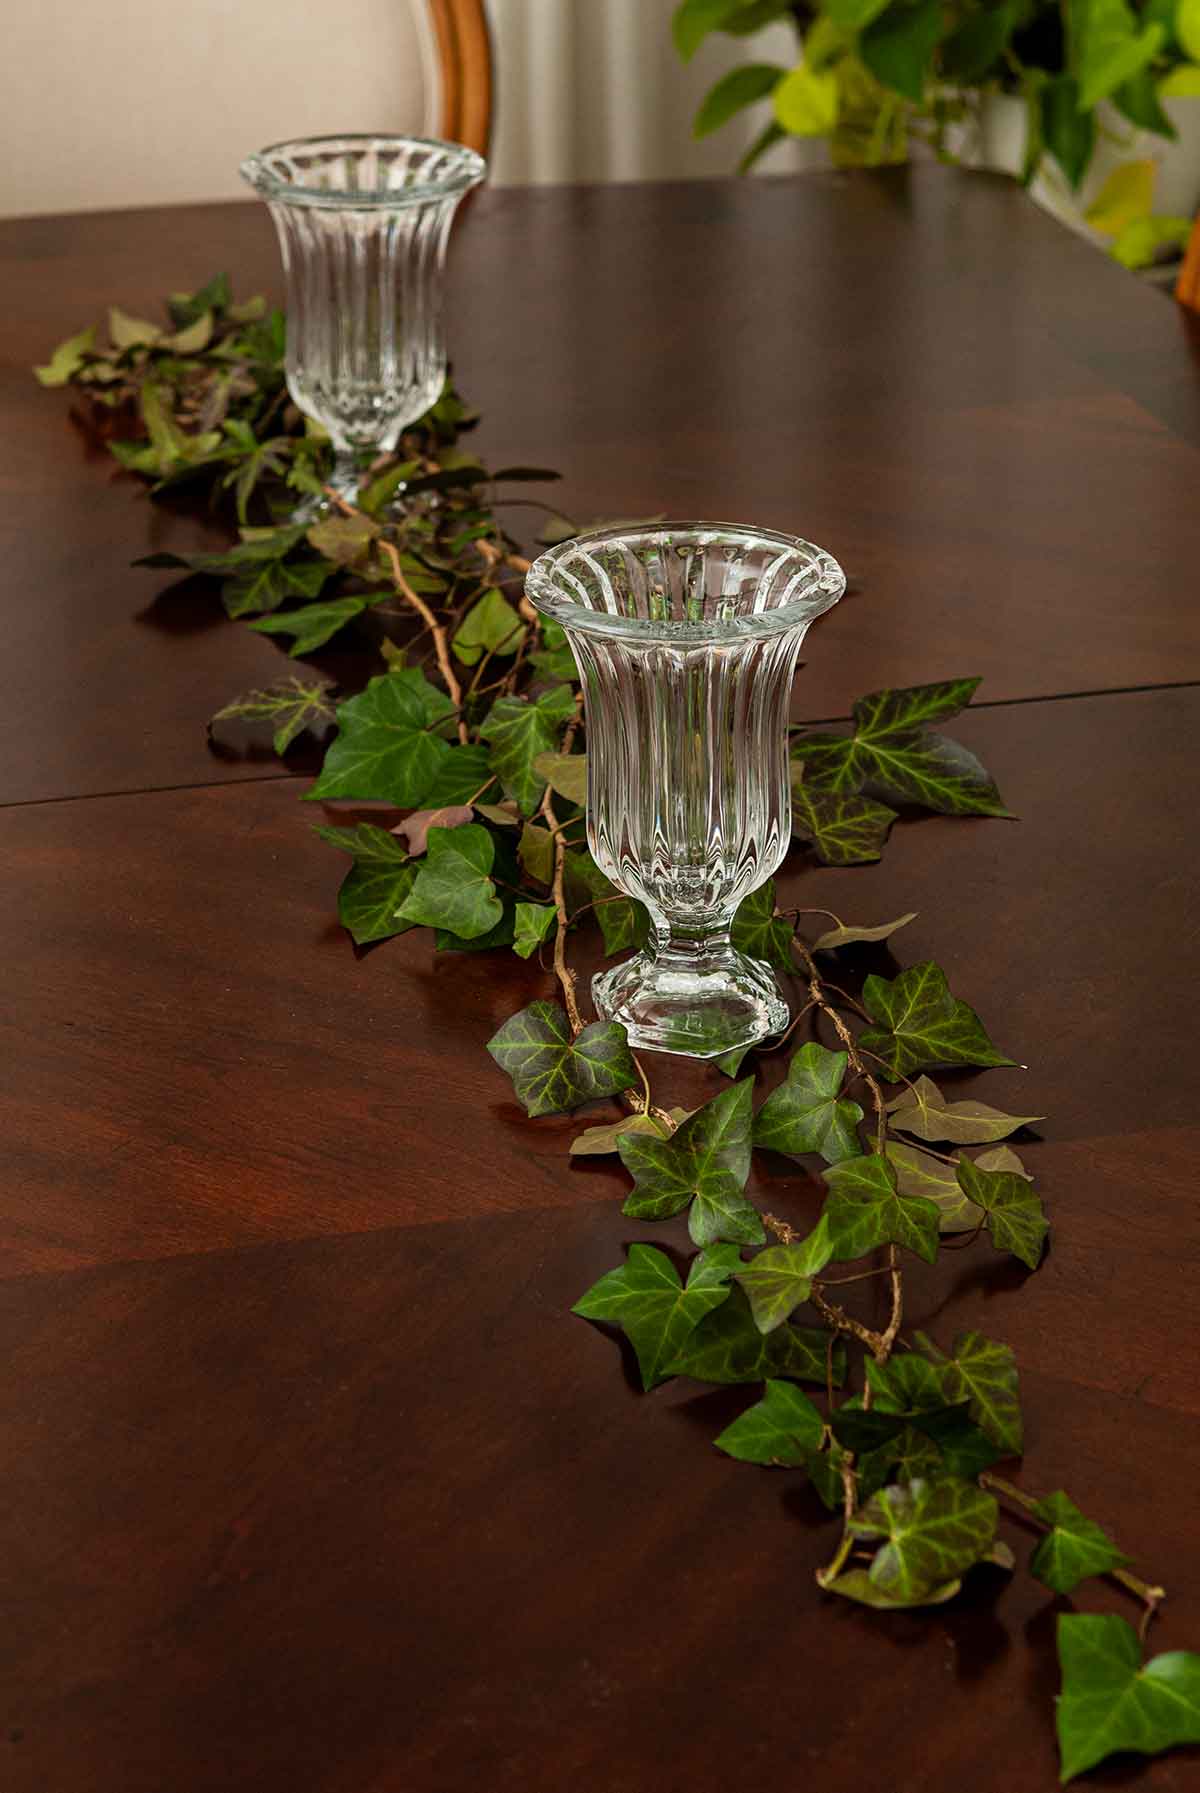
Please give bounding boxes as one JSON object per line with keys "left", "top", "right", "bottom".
{"left": 592, "top": 949, "right": 788, "bottom": 1060}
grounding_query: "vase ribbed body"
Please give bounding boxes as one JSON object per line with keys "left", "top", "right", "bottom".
{"left": 240, "top": 136, "right": 484, "bottom": 501}
{"left": 527, "top": 525, "right": 845, "bottom": 1058}
{"left": 573, "top": 627, "right": 800, "bottom": 923}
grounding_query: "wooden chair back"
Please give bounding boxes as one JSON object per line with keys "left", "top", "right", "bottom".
{"left": 429, "top": 0, "right": 494, "bottom": 157}
{"left": 1176, "top": 215, "right": 1200, "bottom": 312}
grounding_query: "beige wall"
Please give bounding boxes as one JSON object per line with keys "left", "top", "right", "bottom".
{"left": 0, "top": 0, "right": 432, "bottom": 217}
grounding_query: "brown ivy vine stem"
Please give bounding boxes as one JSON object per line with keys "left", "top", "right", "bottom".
{"left": 791, "top": 937, "right": 904, "bottom": 1363}
{"left": 540, "top": 693, "right": 586, "bottom": 1035}
{"left": 477, "top": 537, "right": 537, "bottom": 623}
{"left": 979, "top": 1473, "right": 1167, "bottom": 1635}
{"left": 376, "top": 536, "right": 471, "bottom": 745}
{"left": 321, "top": 485, "right": 472, "bottom": 744}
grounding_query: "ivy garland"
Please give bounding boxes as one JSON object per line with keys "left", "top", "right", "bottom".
{"left": 38, "top": 276, "right": 1200, "bottom": 1786}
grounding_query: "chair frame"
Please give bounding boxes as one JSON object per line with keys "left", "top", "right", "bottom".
{"left": 428, "top": 0, "right": 494, "bottom": 157}
{"left": 1176, "top": 215, "right": 1200, "bottom": 312}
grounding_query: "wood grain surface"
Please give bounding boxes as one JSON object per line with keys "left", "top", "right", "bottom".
{"left": 4, "top": 168, "right": 1200, "bottom": 802}
{"left": 2, "top": 167, "right": 1198, "bottom": 1793}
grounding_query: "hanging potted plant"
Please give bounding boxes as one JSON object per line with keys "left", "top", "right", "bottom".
{"left": 674, "top": 0, "right": 1200, "bottom": 266}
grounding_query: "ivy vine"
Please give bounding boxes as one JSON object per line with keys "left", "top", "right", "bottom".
{"left": 38, "top": 276, "right": 1200, "bottom": 1785}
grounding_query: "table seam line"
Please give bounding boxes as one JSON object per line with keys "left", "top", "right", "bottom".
{"left": 1, "top": 676, "right": 1198, "bottom": 812}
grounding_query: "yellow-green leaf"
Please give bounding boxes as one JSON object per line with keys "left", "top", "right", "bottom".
{"left": 1160, "top": 61, "right": 1200, "bottom": 95}
{"left": 1084, "top": 159, "right": 1155, "bottom": 234}
{"left": 109, "top": 305, "right": 163, "bottom": 350}
{"left": 34, "top": 325, "right": 96, "bottom": 387}
{"left": 1179, "top": 0, "right": 1200, "bottom": 60}
{"left": 532, "top": 750, "right": 588, "bottom": 806}
{"left": 773, "top": 63, "right": 840, "bottom": 135}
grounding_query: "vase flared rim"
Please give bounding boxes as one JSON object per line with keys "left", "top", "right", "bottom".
{"left": 239, "top": 134, "right": 486, "bottom": 210}
{"left": 525, "top": 522, "right": 846, "bottom": 644}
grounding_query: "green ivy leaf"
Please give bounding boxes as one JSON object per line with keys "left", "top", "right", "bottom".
{"left": 108, "top": 305, "right": 162, "bottom": 350}
{"left": 208, "top": 674, "right": 336, "bottom": 755}
{"left": 513, "top": 901, "right": 556, "bottom": 959}
{"left": 713, "top": 1378, "right": 824, "bottom": 1464}
{"left": 161, "top": 311, "right": 214, "bottom": 354}
{"left": 136, "top": 527, "right": 330, "bottom": 620}
{"left": 791, "top": 777, "right": 897, "bottom": 865}
{"left": 812, "top": 912, "right": 918, "bottom": 952}
{"left": 832, "top": 1406, "right": 999, "bottom": 1479}
{"left": 248, "top": 596, "right": 367, "bottom": 655}
{"left": 1112, "top": 66, "right": 1177, "bottom": 135}
{"left": 1030, "top": 1492, "right": 1132, "bottom": 1595}
{"left": 859, "top": 961, "right": 1015, "bottom": 1077}
{"left": 733, "top": 1240, "right": 832, "bottom": 1333}
{"left": 34, "top": 325, "right": 96, "bottom": 386}
{"left": 167, "top": 272, "right": 232, "bottom": 327}
{"left": 855, "top": 1352, "right": 1003, "bottom": 1476}
{"left": 792, "top": 678, "right": 1010, "bottom": 816}
{"left": 731, "top": 880, "right": 793, "bottom": 970}
{"left": 955, "top": 1157, "right": 1048, "bottom": 1269}
{"left": 886, "top": 1074, "right": 1043, "bottom": 1144}
{"left": 941, "top": 1, "right": 1015, "bottom": 78}
{"left": 1073, "top": 0, "right": 1163, "bottom": 109}
{"left": 805, "top": 1436, "right": 893, "bottom": 1511}
{"left": 856, "top": 680, "right": 984, "bottom": 733}
{"left": 824, "top": 0, "right": 890, "bottom": 27}
{"left": 672, "top": 0, "right": 755, "bottom": 59}
{"left": 694, "top": 63, "right": 784, "bottom": 137}
{"left": 1161, "top": 61, "right": 1200, "bottom": 96}
{"left": 479, "top": 686, "right": 576, "bottom": 813}
{"left": 886, "top": 1140, "right": 980, "bottom": 1231}
{"left": 314, "top": 823, "right": 418, "bottom": 946}
{"left": 1182, "top": 0, "right": 1200, "bottom": 58}
{"left": 821, "top": 1152, "right": 941, "bottom": 1263}
{"left": 518, "top": 821, "right": 556, "bottom": 886}
{"left": 533, "top": 750, "right": 588, "bottom": 806}
{"left": 753, "top": 1042, "right": 865, "bottom": 1165}
{"left": 619, "top": 1079, "right": 763, "bottom": 1247}
{"left": 596, "top": 896, "right": 650, "bottom": 956}
{"left": 570, "top": 1109, "right": 689, "bottom": 1156}
{"left": 572, "top": 1243, "right": 735, "bottom": 1391}
{"left": 305, "top": 673, "right": 449, "bottom": 805}
{"left": 1041, "top": 75, "right": 1097, "bottom": 188}
{"left": 423, "top": 744, "right": 494, "bottom": 806}
{"left": 1056, "top": 1613, "right": 1200, "bottom": 1783}
{"left": 451, "top": 587, "right": 526, "bottom": 665}
{"left": 434, "top": 906, "right": 516, "bottom": 955}
{"left": 305, "top": 513, "right": 380, "bottom": 567}
{"left": 860, "top": 0, "right": 943, "bottom": 102}
{"left": 669, "top": 1285, "right": 845, "bottom": 1385}
{"left": 844, "top": 1476, "right": 999, "bottom": 1602}
{"left": 823, "top": 1567, "right": 964, "bottom": 1609}
{"left": 223, "top": 555, "right": 332, "bottom": 619}
{"left": 487, "top": 1000, "right": 636, "bottom": 1117}
{"left": 913, "top": 1329, "right": 1023, "bottom": 1455}
{"left": 397, "top": 823, "right": 502, "bottom": 939}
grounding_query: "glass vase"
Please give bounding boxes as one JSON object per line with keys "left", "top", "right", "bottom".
{"left": 239, "top": 134, "right": 485, "bottom": 514}
{"left": 526, "top": 524, "right": 845, "bottom": 1059}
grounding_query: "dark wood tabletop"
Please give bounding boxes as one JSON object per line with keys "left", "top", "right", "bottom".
{"left": 2, "top": 166, "right": 1198, "bottom": 1792}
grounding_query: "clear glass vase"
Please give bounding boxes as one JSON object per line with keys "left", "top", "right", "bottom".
{"left": 239, "top": 134, "right": 485, "bottom": 513}
{"left": 526, "top": 524, "right": 845, "bottom": 1059}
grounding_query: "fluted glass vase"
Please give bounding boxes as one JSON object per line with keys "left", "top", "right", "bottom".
{"left": 240, "top": 134, "right": 485, "bottom": 514}
{"left": 527, "top": 524, "right": 845, "bottom": 1059}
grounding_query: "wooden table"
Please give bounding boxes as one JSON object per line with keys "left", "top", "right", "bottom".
{"left": 2, "top": 167, "right": 1198, "bottom": 1792}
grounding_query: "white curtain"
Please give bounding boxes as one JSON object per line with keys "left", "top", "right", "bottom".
{"left": 488, "top": 0, "right": 823, "bottom": 185}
